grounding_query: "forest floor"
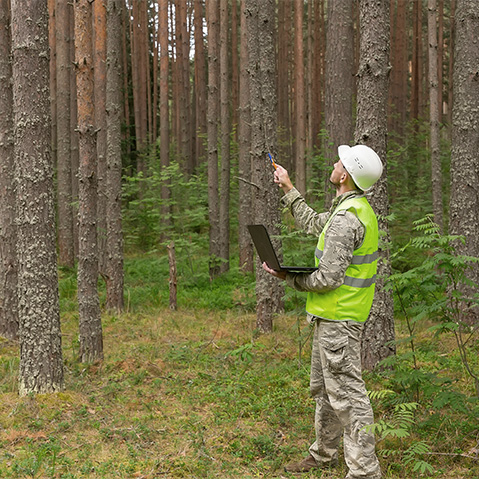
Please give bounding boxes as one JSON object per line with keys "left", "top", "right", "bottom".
{"left": 0, "top": 258, "right": 478, "bottom": 478}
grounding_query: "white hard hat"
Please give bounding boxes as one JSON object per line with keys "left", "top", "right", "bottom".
{"left": 337, "top": 144, "right": 383, "bottom": 191}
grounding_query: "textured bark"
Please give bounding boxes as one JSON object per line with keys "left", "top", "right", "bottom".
{"left": 176, "top": 0, "right": 192, "bottom": 174}
{"left": 324, "top": 0, "right": 354, "bottom": 200}
{"left": 159, "top": 0, "right": 170, "bottom": 226}
{"left": 428, "top": 0, "right": 443, "bottom": 231}
{"left": 0, "top": 0, "right": 19, "bottom": 340}
{"left": 389, "top": 0, "right": 408, "bottom": 136}
{"left": 231, "top": 0, "right": 239, "bottom": 135}
{"left": 277, "top": 0, "right": 292, "bottom": 171}
{"left": 449, "top": 0, "right": 479, "bottom": 302}
{"left": 355, "top": 0, "right": 395, "bottom": 370}
{"left": 245, "top": 0, "right": 283, "bottom": 333}
{"left": 56, "top": 0, "right": 75, "bottom": 268}
{"left": 207, "top": 0, "right": 221, "bottom": 279}
{"left": 219, "top": 0, "right": 230, "bottom": 274}
{"left": 11, "top": 0, "right": 64, "bottom": 394}
{"left": 194, "top": 0, "right": 207, "bottom": 164}
{"left": 75, "top": 0, "right": 103, "bottom": 363}
{"left": 48, "top": 0, "right": 57, "bottom": 170}
{"left": 70, "top": 2, "right": 79, "bottom": 260}
{"left": 238, "top": 0, "right": 253, "bottom": 274}
{"left": 94, "top": 0, "right": 108, "bottom": 275}
{"left": 105, "top": 0, "right": 124, "bottom": 311}
{"left": 294, "top": 0, "right": 306, "bottom": 195}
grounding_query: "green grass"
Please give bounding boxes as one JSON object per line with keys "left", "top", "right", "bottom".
{"left": 0, "top": 256, "right": 478, "bottom": 478}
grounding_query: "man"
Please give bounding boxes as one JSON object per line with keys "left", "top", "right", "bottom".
{"left": 262, "top": 145, "right": 383, "bottom": 479}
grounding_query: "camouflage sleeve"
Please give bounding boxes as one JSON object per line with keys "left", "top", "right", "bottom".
{"left": 285, "top": 210, "right": 364, "bottom": 293}
{"left": 280, "top": 188, "right": 329, "bottom": 236}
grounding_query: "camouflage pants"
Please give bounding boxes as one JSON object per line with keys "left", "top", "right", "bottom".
{"left": 308, "top": 319, "right": 381, "bottom": 479}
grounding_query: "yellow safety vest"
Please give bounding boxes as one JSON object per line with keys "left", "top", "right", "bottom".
{"left": 305, "top": 196, "right": 378, "bottom": 323}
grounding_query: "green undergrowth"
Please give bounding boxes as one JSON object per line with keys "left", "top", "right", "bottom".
{"left": 0, "top": 253, "right": 478, "bottom": 478}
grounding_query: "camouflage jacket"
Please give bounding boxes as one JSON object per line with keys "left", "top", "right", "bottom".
{"left": 281, "top": 188, "right": 366, "bottom": 293}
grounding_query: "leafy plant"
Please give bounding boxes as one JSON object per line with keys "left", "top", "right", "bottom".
{"left": 389, "top": 215, "right": 479, "bottom": 397}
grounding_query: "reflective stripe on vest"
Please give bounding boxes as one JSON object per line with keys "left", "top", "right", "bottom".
{"left": 305, "top": 196, "right": 378, "bottom": 323}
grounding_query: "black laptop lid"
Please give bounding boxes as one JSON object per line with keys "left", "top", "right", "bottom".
{"left": 247, "top": 224, "right": 316, "bottom": 273}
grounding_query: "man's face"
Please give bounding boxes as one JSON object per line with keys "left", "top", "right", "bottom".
{"left": 329, "top": 159, "right": 347, "bottom": 187}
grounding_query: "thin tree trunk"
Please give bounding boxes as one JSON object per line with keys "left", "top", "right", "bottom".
{"left": 238, "top": 0, "right": 253, "bottom": 273}
{"left": 231, "top": 0, "right": 239, "bottom": 137}
{"left": 0, "top": 0, "right": 19, "bottom": 341}
{"left": 94, "top": 0, "right": 108, "bottom": 276}
{"left": 11, "top": 0, "right": 64, "bottom": 394}
{"left": 105, "top": 0, "right": 124, "bottom": 312}
{"left": 428, "top": 0, "right": 443, "bottom": 231}
{"left": 219, "top": 0, "right": 230, "bottom": 274}
{"left": 356, "top": 0, "right": 395, "bottom": 370}
{"left": 48, "top": 0, "right": 57, "bottom": 172}
{"left": 207, "top": 0, "right": 221, "bottom": 279}
{"left": 56, "top": 0, "right": 74, "bottom": 268}
{"left": 70, "top": 2, "right": 79, "bottom": 260}
{"left": 389, "top": 0, "right": 408, "bottom": 137}
{"left": 277, "top": 0, "right": 292, "bottom": 172}
{"left": 294, "top": 0, "right": 306, "bottom": 195}
{"left": 194, "top": 0, "right": 207, "bottom": 164}
{"left": 75, "top": 0, "right": 103, "bottom": 363}
{"left": 159, "top": 0, "right": 170, "bottom": 230}
{"left": 447, "top": 0, "right": 455, "bottom": 128}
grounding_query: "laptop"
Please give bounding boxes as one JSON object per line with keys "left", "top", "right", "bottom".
{"left": 247, "top": 224, "right": 317, "bottom": 273}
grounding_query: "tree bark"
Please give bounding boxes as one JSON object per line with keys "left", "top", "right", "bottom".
{"left": 207, "top": 0, "right": 221, "bottom": 279}
{"left": 75, "top": 0, "right": 103, "bottom": 363}
{"left": 94, "top": 0, "right": 108, "bottom": 276}
{"left": 427, "top": 0, "right": 443, "bottom": 231}
{"left": 277, "top": 0, "right": 292, "bottom": 171}
{"left": 219, "top": 0, "right": 230, "bottom": 274}
{"left": 245, "top": 0, "right": 283, "bottom": 333}
{"left": 324, "top": 0, "right": 354, "bottom": 202}
{"left": 0, "top": 0, "right": 19, "bottom": 341}
{"left": 105, "top": 0, "right": 124, "bottom": 312}
{"left": 56, "top": 0, "right": 75, "bottom": 268}
{"left": 238, "top": 0, "right": 253, "bottom": 274}
{"left": 388, "top": 0, "right": 408, "bottom": 137}
{"left": 194, "top": 0, "right": 207, "bottom": 165}
{"left": 449, "top": 0, "right": 479, "bottom": 307}
{"left": 159, "top": 0, "right": 171, "bottom": 229}
{"left": 11, "top": 0, "right": 64, "bottom": 394}
{"left": 355, "top": 0, "right": 395, "bottom": 370}
{"left": 294, "top": 0, "right": 306, "bottom": 195}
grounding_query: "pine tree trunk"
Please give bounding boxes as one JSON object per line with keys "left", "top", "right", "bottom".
{"left": 277, "top": 0, "right": 292, "bottom": 172}
{"left": 94, "top": 0, "right": 108, "bottom": 276}
{"left": 105, "top": 0, "right": 124, "bottom": 312}
{"left": 355, "top": 0, "right": 395, "bottom": 370}
{"left": 159, "top": 0, "right": 171, "bottom": 228}
{"left": 70, "top": 3, "right": 79, "bottom": 260}
{"left": 449, "top": 0, "right": 479, "bottom": 311}
{"left": 324, "top": 0, "right": 354, "bottom": 201}
{"left": 194, "top": 0, "right": 207, "bottom": 165}
{"left": 427, "top": 0, "right": 443, "bottom": 231}
{"left": 389, "top": 0, "right": 408, "bottom": 136}
{"left": 75, "top": 0, "right": 103, "bottom": 363}
{"left": 219, "top": 0, "right": 230, "bottom": 274}
{"left": 294, "top": 0, "right": 306, "bottom": 195}
{"left": 245, "top": 0, "right": 283, "bottom": 333}
{"left": 231, "top": 0, "right": 239, "bottom": 136}
{"left": 11, "top": 0, "right": 64, "bottom": 394}
{"left": 207, "top": 0, "right": 221, "bottom": 279}
{"left": 0, "top": 0, "right": 19, "bottom": 341}
{"left": 238, "top": 0, "right": 253, "bottom": 274}
{"left": 48, "top": 0, "right": 57, "bottom": 172}
{"left": 56, "top": 0, "right": 75, "bottom": 268}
